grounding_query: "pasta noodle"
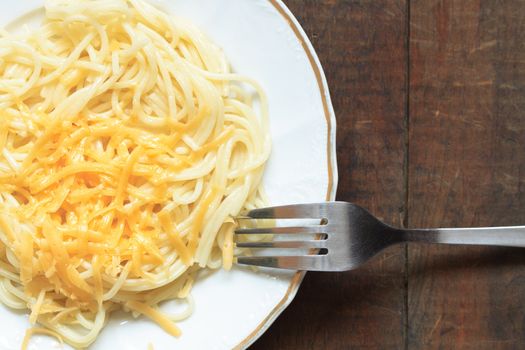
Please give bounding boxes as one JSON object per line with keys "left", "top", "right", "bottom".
{"left": 0, "top": 0, "right": 270, "bottom": 347}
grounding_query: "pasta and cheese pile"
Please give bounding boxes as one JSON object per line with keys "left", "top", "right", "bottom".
{"left": 0, "top": 0, "right": 270, "bottom": 347}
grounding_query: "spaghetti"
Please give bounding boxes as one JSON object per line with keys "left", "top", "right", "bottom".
{"left": 0, "top": 0, "right": 270, "bottom": 347}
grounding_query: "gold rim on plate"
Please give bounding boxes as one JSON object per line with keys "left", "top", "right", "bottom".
{"left": 234, "top": 0, "right": 337, "bottom": 348}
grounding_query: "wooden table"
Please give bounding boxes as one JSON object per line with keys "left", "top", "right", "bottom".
{"left": 251, "top": 1, "right": 525, "bottom": 349}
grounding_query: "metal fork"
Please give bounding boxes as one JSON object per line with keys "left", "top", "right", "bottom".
{"left": 234, "top": 201, "right": 525, "bottom": 271}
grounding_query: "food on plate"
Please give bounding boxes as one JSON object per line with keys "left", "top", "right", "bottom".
{"left": 0, "top": 0, "right": 270, "bottom": 347}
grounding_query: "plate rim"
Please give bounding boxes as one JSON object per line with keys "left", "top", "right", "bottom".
{"left": 234, "top": 1, "right": 339, "bottom": 349}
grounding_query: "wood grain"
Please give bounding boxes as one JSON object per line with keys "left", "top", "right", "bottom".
{"left": 408, "top": 0, "right": 525, "bottom": 348}
{"left": 250, "top": 0, "right": 525, "bottom": 349}
{"left": 251, "top": 1, "right": 408, "bottom": 349}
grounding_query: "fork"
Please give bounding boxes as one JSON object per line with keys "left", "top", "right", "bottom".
{"left": 234, "top": 201, "right": 525, "bottom": 271}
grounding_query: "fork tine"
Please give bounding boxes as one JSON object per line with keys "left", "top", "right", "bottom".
{"left": 243, "top": 203, "right": 330, "bottom": 219}
{"left": 236, "top": 255, "right": 327, "bottom": 270}
{"left": 235, "top": 240, "right": 326, "bottom": 249}
{"left": 234, "top": 225, "right": 325, "bottom": 235}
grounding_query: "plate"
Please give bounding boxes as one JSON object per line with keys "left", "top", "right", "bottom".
{"left": 0, "top": 1, "right": 338, "bottom": 349}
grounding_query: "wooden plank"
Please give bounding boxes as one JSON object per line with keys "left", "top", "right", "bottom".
{"left": 252, "top": 1, "right": 408, "bottom": 348}
{"left": 408, "top": 0, "right": 525, "bottom": 348}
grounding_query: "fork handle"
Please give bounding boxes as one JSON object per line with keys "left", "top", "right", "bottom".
{"left": 401, "top": 226, "right": 525, "bottom": 247}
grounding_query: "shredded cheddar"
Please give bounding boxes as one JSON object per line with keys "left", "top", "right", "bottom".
{"left": 127, "top": 301, "right": 181, "bottom": 337}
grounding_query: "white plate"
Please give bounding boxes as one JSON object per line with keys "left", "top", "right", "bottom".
{"left": 0, "top": 1, "right": 338, "bottom": 349}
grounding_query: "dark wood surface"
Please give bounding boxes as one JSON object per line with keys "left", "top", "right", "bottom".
{"left": 251, "top": 0, "right": 525, "bottom": 349}
{"left": 408, "top": 1, "right": 525, "bottom": 348}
